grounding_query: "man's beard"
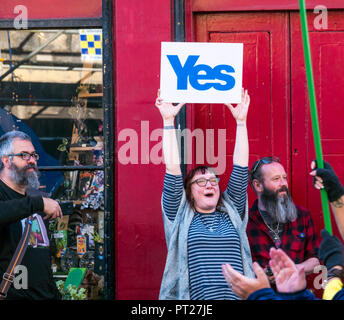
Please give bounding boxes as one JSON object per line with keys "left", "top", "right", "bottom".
{"left": 260, "top": 185, "right": 297, "bottom": 223}
{"left": 9, "top": 161, "right": 40, "bottom": 190}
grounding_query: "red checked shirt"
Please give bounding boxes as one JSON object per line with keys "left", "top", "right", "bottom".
{"left": 247, "top": 200, "right": 319, "bottom": 269}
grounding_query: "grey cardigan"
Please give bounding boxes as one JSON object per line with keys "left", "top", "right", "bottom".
{"left": 159, "top": 190, "right": 254, "bottom": 300}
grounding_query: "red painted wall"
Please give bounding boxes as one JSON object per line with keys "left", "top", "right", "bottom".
{"left": 0, "top": 0, "right": 101, "bottom": 19}
{"left": 114, "top": 0, "right": 172, "bottom": 299}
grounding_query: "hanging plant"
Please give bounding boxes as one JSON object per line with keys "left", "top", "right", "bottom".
{"left": 57, "top": 138, "right": 69, "bottom": 157}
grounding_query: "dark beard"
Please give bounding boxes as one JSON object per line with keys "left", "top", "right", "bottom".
{"left": 260, "top": 185, "right": 297, "bottom": 223}
{"left": 9, "top": 161, "right": 40, "bottom": 190}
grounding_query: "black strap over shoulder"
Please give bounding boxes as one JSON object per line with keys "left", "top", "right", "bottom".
{"left": 0, "top": 216, "right": 33, "bottom": 300}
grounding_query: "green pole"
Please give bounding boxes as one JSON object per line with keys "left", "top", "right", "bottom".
{"left": 299, "top": 0, "right": 332, "bottom": 234}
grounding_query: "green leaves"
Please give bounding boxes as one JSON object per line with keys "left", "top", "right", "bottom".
{"left": 57, "top": 138, "right": 69, "bottom": 152}
{"left": 56, "top": 280, "right": 88, "bottom": 300}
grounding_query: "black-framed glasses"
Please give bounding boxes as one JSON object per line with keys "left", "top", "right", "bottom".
{"left": 250, "top": 156, "right": 280, "bottom": 177}
{"left": 191, "top": 177, "right": 220, "bottom": 187}
{"left": 8, "top": 152, "right": 40, "bottom": 161}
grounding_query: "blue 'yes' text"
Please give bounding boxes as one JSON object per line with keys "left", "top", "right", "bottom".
{"left": 167, "top": 55, "right": 236, "bottom": 91}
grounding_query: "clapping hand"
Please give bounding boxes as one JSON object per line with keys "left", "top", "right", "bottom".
{"left": 222, "top": 261, "right": 270, "bottom": 300}
{"left": 269, "top": 247, "right": 307, "bottom": 293}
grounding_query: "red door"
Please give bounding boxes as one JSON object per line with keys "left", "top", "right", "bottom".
{"left": 193, "top": 12, "right": 290, "bottom": 207}
{"left": 291, "top": 11, "right": 344, "bottom": 239}
{"left": 193, "top": 10, "right": 344, "bottom": 297}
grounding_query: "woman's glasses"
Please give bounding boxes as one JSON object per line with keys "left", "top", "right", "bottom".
{"left": 191, "top": 177, "right": 220, "bottom": 187}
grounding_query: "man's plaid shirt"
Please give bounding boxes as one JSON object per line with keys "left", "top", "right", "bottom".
{"left": 247, "top": 200, "right": 319, "bottom": 269}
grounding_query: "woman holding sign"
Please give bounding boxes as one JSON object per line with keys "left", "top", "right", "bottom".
{"left": 155, "top": 88, "right": 254, "bottom": 300}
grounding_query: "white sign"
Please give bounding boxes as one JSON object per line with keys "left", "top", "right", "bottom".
{"left": 160, "top": 42, "right": 243, "bottom": 104}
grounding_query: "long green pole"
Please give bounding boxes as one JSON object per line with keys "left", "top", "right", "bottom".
{"left": 299, "top": 0, "right": 332, "bottom": 234}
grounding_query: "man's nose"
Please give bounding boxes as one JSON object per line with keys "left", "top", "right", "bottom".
{"left": 279, "top": 179, "right": 288, "bottom": 189}
{"left": 27, "top": 155, "right": 37, "bottom": 163}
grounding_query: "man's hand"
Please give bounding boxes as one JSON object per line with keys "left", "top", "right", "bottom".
{"left": 222, "top": 262, "right": 270, "bottom": 300}
{"left": 269, "top": 247, "right": 307, "bottom": 293}
{"left": 42, "top": 197, "right": 63, "bottom": 220}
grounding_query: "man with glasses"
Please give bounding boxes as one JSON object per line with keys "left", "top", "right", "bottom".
{"left": 0, "top": 131, "right": 62, "bottom": 300}
{"left": 247, "top": 156, "right": 319, "bottom": 286}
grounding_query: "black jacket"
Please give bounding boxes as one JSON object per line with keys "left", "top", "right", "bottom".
{"left": 0, "top": 179, "right": 60, "bottom": 300}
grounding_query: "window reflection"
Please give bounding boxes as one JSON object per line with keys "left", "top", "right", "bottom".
{"left": 0, "top": 29, "right": 105, "bottom": 299}
{"left": 0, "top": 29, "right": 103, "bottom": 166}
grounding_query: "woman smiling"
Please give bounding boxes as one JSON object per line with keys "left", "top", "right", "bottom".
{"left": 155, "top": 88, "right": 254, "bottom": 300}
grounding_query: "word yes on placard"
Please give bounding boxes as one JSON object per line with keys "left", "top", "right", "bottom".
{"left": 167, "top": 55, "right": 235, "bottom": 91}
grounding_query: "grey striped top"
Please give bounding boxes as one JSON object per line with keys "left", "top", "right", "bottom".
{"left": 162, "top": 165, "right": 248, "bottom": 300}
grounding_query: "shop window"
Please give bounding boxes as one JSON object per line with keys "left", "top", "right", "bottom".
{"left": 0, "top": 29, "right": 105, "bottom": 300}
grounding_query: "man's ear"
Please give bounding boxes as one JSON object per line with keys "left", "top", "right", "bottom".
{"left": 1, "top": 156, "right": 11, "bottom": 169}
{"left": 252, "top": 179, "right": 263, "bottom": 194}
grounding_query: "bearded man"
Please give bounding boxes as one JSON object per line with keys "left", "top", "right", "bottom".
{"left": 247, "top": 156, "right": 319, "bottom": 283}
{"left": 0, "top": 131, "right": 62, "bottom": 300}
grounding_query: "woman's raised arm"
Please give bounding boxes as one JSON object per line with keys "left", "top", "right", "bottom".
{"left": 155, "top": 89, "right": 185, "bottom": 175}
{"left": 224, "top": 89, "right": 251, "bottom": 217}
{"left": 225, "top": 88, "right": 250, "bottom": 167}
